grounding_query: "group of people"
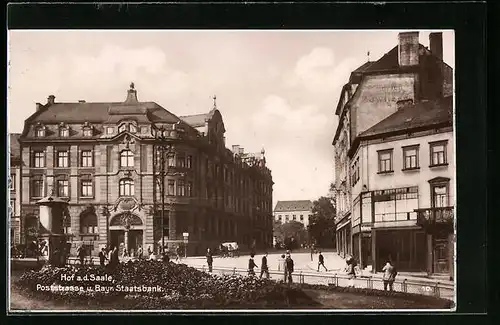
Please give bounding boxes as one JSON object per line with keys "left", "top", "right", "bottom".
{"left": 205, "top": 248, "right": 297, "bottom": 283}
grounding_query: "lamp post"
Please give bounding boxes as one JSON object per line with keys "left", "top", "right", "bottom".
{"left": 152, "top": 126, "right": 172, "bottom": 256}
{"left": 152, "top": 123, "right": 185, "bottom": 257}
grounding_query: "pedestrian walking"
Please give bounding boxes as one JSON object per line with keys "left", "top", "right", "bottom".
{"left": 176, "top": 245, "right": 182, "bottom": 262}
{"left": 382, "top": 261, "right": 397, "bottom": 292}
{"left": 260, "top": 252, "right": 269, "bottom": 279}
{"left": 77, "top": 244, "right": 85, "bottom": 266}
{"left": 317, "top": 251, "right": 328, "bottom": 272}
{"left": 98, "top": 247, "right": 108, "bottom": 267}
{"left": 206, "top": 248, "right": 213, "bottom": 273}
{"left": 345, "top": 257, "right": 357, "bottom": 287}
{"left": 248, "top": 254, "right": 258, "bottom": 276}
{"left": 137, "top": 246, "right": 143, "bottom": 260}
{"left": 107, "top": 246, "right": 119, "bottom": 269}
{"left": 285, "top": 252, "right": 294, "bottom": 284}
{"left": 278, "top": 254, "right": 287, "bottom": 281}
{"left": 122, "top": 248, "right": 128, "bottom": 259}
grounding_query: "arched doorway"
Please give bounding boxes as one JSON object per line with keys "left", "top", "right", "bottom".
{"left": 109, "top": 212, "right": 144, "bottom": 254}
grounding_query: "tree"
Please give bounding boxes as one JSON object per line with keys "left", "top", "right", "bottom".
{"left": 308, "top": 196, "right": 337, "bottom": 248}
{"left": 273, "top": 220, "right": 308, "bottom": 249}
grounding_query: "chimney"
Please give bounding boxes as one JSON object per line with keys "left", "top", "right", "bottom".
{"left": 232, "top": 145, "right": 240, "bottom": 153}
{"left": 47, "top": 95, "right": 55, "bottom": 105}
{"left": 35, "top": 103, "right": 43, "bottom": 112}
{"left": 398, "top": 32, "right": 419, "bottom": 66}
{"left": 429, "top": 32, "right": 443, "bottom": 61}
{"left": 125, "top": 82, "right": 139, "bottom": 104}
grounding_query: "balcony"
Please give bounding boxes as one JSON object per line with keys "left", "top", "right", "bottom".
{"left": 415, "top": 207, "right": 454, "bottom": 230}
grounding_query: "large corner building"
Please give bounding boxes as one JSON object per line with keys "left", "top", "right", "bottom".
{"left": 12, "top": 85, "right": 274, "bottom": 255}
{"left": 332, "top": 32, "right": 454, "bottom": 278}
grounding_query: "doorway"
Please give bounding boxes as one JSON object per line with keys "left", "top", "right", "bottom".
{"left": 433, "top": 236, "right": 450, "bottom": 274}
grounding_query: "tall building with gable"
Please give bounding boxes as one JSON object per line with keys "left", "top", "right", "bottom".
{"left": 16, "top": 84, "right": 274, "bottom": 256}
{"left": 332, "top": 32, "right": 454, "bottom": 277}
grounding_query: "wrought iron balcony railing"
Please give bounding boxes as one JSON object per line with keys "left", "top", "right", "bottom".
{"left": 415, "top": 207, "right": 454, "bottom": 228}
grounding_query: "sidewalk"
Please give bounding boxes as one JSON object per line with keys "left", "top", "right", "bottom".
{"left": 306, "top": 254, "right": 454, "bottom": 286}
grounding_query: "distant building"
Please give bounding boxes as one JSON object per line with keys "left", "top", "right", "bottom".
{"left": 14, "top": 85, "right": 274, "bottom": 256}
{"left": 9, "top": 133, "right": 22, "bottom": 245}
{"left": 332, "top": 31, "right": 454, "bottom": 277}
{"left": 273, "top": 200, "right": 313, "bottom": 228}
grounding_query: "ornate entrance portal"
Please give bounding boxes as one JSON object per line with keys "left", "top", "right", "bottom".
{"left": 109, "top": 212, "right": 144, "bottom": 255}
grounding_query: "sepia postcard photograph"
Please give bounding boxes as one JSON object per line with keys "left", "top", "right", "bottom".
{"left": 7, "top": 29, "right": 456, "bottom": 313}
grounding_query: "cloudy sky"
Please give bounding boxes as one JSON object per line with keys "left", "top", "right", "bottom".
{"left": 7, "top": 30, "right": 454, "bottom": 206}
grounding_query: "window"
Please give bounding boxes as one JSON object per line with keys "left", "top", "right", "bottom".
{"left": 430, "top": 141, "right": 448, "bottom": 166}
{"left": 403, "top": 145, "right": 419, "bottom": 169}
{"left": 278, "top": 216, "right": 282, "bottom": 222}
{"left": 300, "top": 215, "right": 304, "bottom": 221}
{"left": 167, "top": 154, "right": 175, "bottom": 167}
{"left": 80, "top": 177, "right": 93, "bottom": 197}
{"left": 59, "top": 128, "right": 69, "bottom": 137}
{"left": 118, "top": 124, "right": 128, "bottom": 133}
{"left": 177, "top": 180, "right": 185, "bottom": 196}
{"left": 433, "top": 185, "right": 449, "bottom": 207}
{"left": 351, "top": 157, "right": 360, "bottom": 184}
{"left": 35, "top": 128, "right": 45, "bottom": 137}
{"left": 31, "top": 178, "right": 44, "bottom": 198}
{"left": 140, "top": 126, "right": 149, "bottom": 134}
{"left": 120, "top": 150, "right": 134, "bottom": 168}
{"left": 129, "top": 124, "right": 137, "bottom": 133}
{"left": 167, "top": 180, "right": 175, "bottom": 196}
{"left": 83, "top": 127, "right": 93, "bottom": 137}
{"left": 293, "top": 215, "right": 296, "bottom": 221}
{"left": 285, "top": 216, "right": 289, "bottom": 222}
{"left": 56, "top": 150, "right": 69, "bottom": 167}
{"left": 80, "top": 150, "right": 93, "bottom": 167}
{"left": 187, "top": 155, "right": 193, "bottom": 168}
{"left": 10, "top": 199, "right": 15, "bottom": 216}
{"left": 10, "top": 173, "right": 15, "bottom": 190}
{"left": 119, "top": 178, "right": 134, "bottom": 196}
{"left": 56, "top": 178, "right": 69, "bottom": 197}
{"left": 187, "top": 182, "right": 193, "bottom": 197}
{"left": 33, "top": 150, "right": 45, "bottom": 168}
{"left": 80, "top": 213, "right": 97, "bottom": 234}
{"left": 106, "top": 127, "right": 114, "bottom": 135}
{"left": 177, "top": 155, "right": 186, "bottom": 168}
{"left": 378, "top": 149, "right": 393, "bottom": 173}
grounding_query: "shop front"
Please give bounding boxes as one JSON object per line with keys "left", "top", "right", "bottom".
{"left": 415, "top": 206, "right": 454, "bottom": 278}
{"left": 336, "top": 214, "right": 351, "bottom": 258}
{"left": 352, "top": 224, "right": 372, "bottom": 269}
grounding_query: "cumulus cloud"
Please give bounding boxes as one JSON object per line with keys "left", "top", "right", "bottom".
{"left": 252, "top": 95, "right": 329, "bottom": 133}
{"left": 286, "top": 47, "right": 363, "bottom": 94}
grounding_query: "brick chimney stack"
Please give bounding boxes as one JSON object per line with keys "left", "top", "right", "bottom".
{"left": 47, "top": 95, "right": 55, "bottom": 105}
{"left": 398, "top": 32, "right": 420, "bottom": 66}
{"left": 429, "top": 32, "right": 443, "bottom": 61}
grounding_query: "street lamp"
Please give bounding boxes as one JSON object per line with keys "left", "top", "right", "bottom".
{"left": 151, "top": 123, "right": 185, "bottom": 257}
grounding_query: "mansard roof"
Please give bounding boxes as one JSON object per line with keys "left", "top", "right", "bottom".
{"left": 21, "top": 85, "right": 196, "bottom": 137}
{"left": 274, "top": 200, "right": 313, "bottom": 212}
{"left": 359, "top": 96, "right": 453, "bottom": 138}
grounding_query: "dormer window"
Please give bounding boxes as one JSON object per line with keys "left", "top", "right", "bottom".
{"left": 82, "top": 122, "right": 93, "bottom": 137}
{"left": 83, "top": 127, "right": 93, "bottom": 137}
{"left": 129, "top": 124, "right": 137, "bottom": 133}
{"left": 35, "top": 127, "right": 46, "bottom": 138}
{"left": 58, "top": 126, "right": 69, "bottom": 137}
{"left": 118, "top": 124, "right": 128, "bottom": 133}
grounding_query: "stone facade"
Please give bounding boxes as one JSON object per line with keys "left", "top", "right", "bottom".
{"left": 17, "top": 85, "right": 274, "bottom": 256}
